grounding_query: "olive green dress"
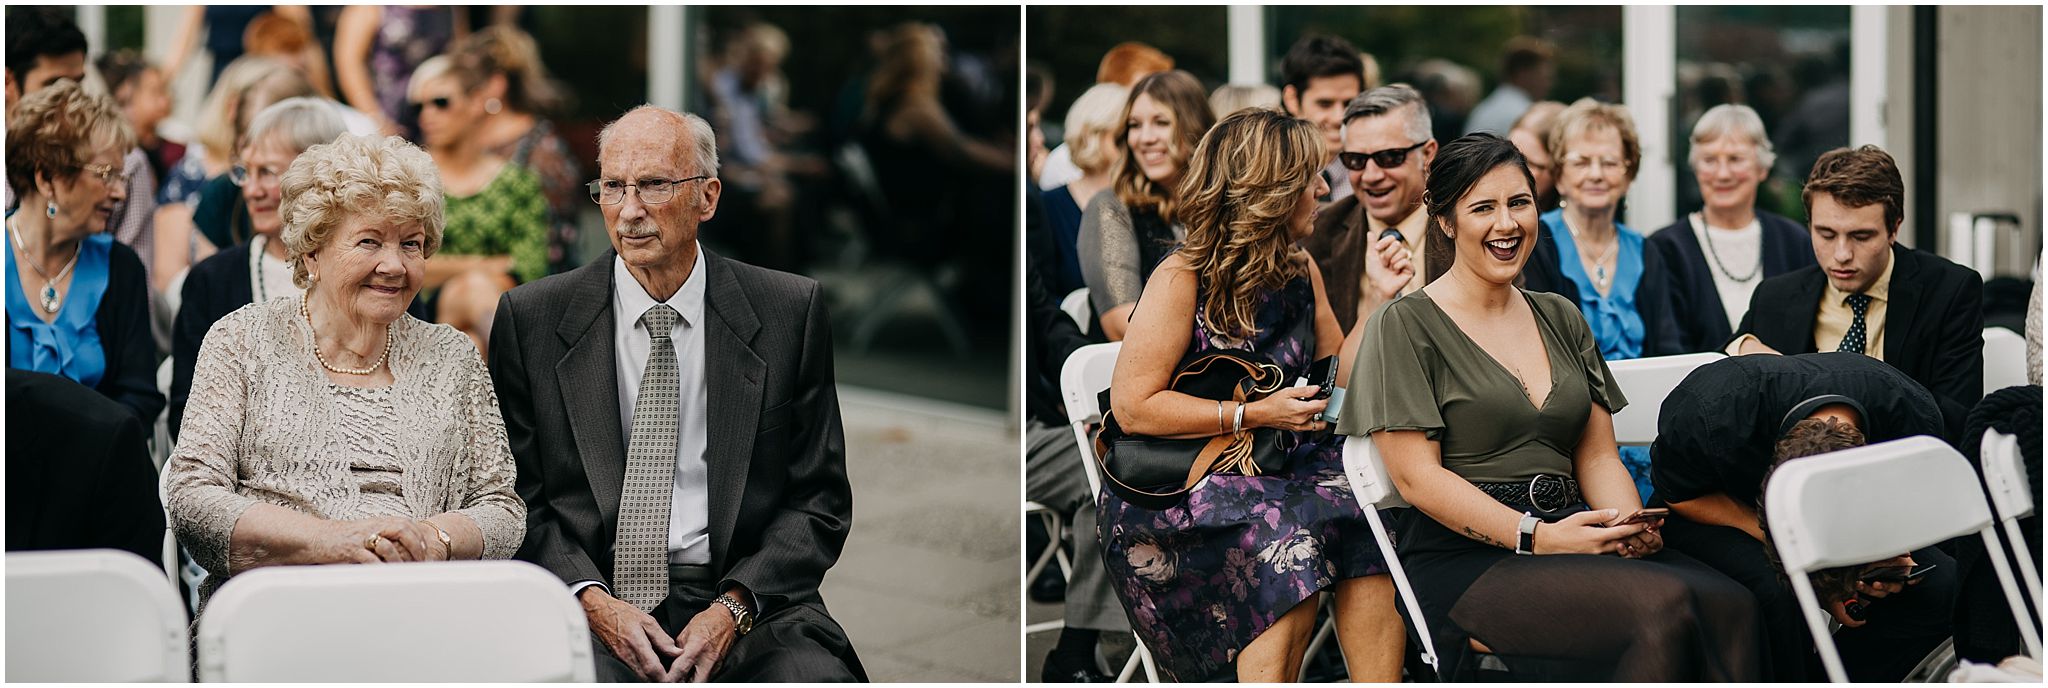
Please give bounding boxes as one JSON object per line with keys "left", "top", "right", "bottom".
{"left": 1339, "top": 287, "right": 1762, "bottom": 681}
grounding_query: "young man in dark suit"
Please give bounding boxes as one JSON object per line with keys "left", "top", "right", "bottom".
{"left": 1727, "top": 145, "right": 1983, "bottom": 439}
{"left": 490, "top": 106, "right": 860, "bottom": 682}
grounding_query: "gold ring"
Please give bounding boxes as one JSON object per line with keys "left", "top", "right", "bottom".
{"left": 366, "top": 534, "right": 381, "bottom": 550}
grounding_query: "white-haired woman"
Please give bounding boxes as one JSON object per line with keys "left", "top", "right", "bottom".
{"left": 167, "top": 97, "right": 346, "bottom": 442}
{"left": 1039, "top": 82, "right": 1129, "bottom": 297}
{"left": 166, "top": 134, "right": 524, "bottom": 611}
{"left": 1647, "top": 104, "right": 1818, "bottom": 353}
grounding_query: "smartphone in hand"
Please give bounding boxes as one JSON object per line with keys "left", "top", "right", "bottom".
{"left": 1609, "top": 508, "right": 1669, "bottom": 528}
{"left": 1298, "top": 355, "right": 1338, "bottom": 401}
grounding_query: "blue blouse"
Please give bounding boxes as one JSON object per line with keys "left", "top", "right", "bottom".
{"left": 7, "top": 231, "right": 114, "bottom": 388}
{"left": 1541, "top": 208, "right": 1647, "bottom": 361}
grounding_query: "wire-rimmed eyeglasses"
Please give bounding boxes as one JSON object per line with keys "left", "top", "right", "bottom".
{"left": 586, "top": 176, "right": 710, "bottom": 205}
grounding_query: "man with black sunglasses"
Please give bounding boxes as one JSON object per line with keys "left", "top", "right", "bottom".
{"left": 1300, "top": 84, "right": 1435, "bottom": 334}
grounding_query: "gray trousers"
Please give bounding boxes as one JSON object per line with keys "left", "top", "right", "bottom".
{"left": 1025, "top": 419, "right": 1129, "bottom": 633}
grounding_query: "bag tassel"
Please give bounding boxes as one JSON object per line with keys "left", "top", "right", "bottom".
{"left": 1211, "top": 432, "right": 1262, "bottom": 476}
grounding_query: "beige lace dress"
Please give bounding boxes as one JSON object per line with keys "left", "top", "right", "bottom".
{"left": 165, "top": 296, "right": 525, "bottom": 607}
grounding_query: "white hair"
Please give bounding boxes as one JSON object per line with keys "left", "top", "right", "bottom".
{"left": 598, "top": 105, "right": 720, "bottom": 177}
{"left": 1689, "top": 103, "right": 1776, "bottom": 173}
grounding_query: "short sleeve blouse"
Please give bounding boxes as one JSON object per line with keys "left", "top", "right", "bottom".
{"left": 1342, "top": 288, "right": 1628, "bottom": 484}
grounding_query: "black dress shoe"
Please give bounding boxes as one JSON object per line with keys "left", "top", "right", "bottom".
{"left": 1029, "top": 569, "right": 1067, "bottom": 604}
{"left": 1041, "top": 650, "right": 1112, "bottom": 683}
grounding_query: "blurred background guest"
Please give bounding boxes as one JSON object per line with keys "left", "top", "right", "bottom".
{"left": 1207, "top": 82, "right": 1280, "bottom": 118}
{"left": 1038, "top": 41, "right": 1172, "bottom": 191}
{"left": 1463, "top": 36, "right": 1555, "bottom": 136}
{"left": 335, "top": 5, "right": 464, "bottom": 139}
{"left": 1039, "top": 82, "right": 1127, "bottom": 299}
{"left": 241, "top": 9, "right": 336, "bottom": 99}
{"left": 5, "top": 81, "right": 162, "bottom": 427}
{"left": 169, "top": 97, "right": 346, "bottom": 442}
{"left": 1411, "top": 58, "right": 1482, "bottom": 145}
{"left": 1078, "top": 70, "right": 1211, "bottom": 341}
{"left": 1523, "top": 98, "right": 1680, "bottom": 503}
{"left": 1648, "top": 104, "right": 1816, "bottom": 354}
{"left": 1277, "top": 34, "right": 1366, "bottom": 204}
{"left": 95, "top": 50, "right": 179, "bottom": 189}
{"left": 448, "top": 26, "right": 583, "bottom": 275}
{"left": 161, "top": 6, "right": 313, "bottom": 92}
{"left": 156, "top": 56, "right": 314, "bottom": 289}
{"left": 1506, "top": 100, "right": 1565, "bottom": 212}
{"left": 407, "top": 55, "right": 547, "bottom": 356}
{"left": 166, "top": 133, "right": 524, "bottom": 610}
{"left": 705, "top": 22, "right": 804, "bottom": 271}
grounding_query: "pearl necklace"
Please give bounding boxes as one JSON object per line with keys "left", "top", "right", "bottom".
{"left": 301, "top": 298, "right": 393, "bottom": 376}
{"left": 8, "top": 215, "right": 82, "bottom": 313}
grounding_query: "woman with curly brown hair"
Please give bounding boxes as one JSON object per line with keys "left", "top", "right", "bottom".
{"left": 1077, "top": 69, "right": 1214, "bottom": 341}
{"left": 1098, "top": 108, "right": 1403, "bottom": 682}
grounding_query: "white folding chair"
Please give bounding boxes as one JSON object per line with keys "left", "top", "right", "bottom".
{"left": 1341, "top": 434, "right": 1438, "bottom": 674}
{"left": 1605, "top": 352, "right": 1724, "bottom": 446}
{"left": 1979, "top": 430, "right": 2043, "bottom": 629}
{"left": 1764, "top": 436, "right": 2041, "bottom": 681}
{"left": 1982, "top": 327, "right": 2029, "bottom": 395}
{"left": 1060, "top": 342, "right": 1161, "bottom": 682}
{"left": 1023, "top": 499, "right": 1072, "bottom": 636}
{"left": 6, "top": 549, "right": 189, "bottom": 682}
{"left": 1062, "top": 288, "right": 1092, "bottom": 335}
{"left": 195, "top": 560, "right": 595, "bottom": 682}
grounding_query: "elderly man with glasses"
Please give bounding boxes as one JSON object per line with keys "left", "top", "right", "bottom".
{"left": 490, "top": 105, "right": 864, "bottom": 682}
{"left": 1300, "top": 84, "right": 1433, "bottom": 335}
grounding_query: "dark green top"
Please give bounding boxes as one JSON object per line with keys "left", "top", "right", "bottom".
{"left": 442, "top": 164, "right": 549, "bottom": 284}
{"left": 1342, "top": 287, "right": 1627, "bottom": 484}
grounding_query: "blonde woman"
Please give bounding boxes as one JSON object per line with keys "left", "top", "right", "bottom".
{"left": 1077, "top": 70, "right": 1214, "bottom": 340}
{"left": 1039, "top": 82, "right": 1128, "bottom": 296}
{"left": 1099, "top": 108, "right": 1403, "bottom": 682}
{"left": 167, "top": 134, "right": 523, "bottom": 611}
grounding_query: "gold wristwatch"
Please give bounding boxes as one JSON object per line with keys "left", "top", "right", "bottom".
{"left": 716, "top": 594, "right": 755, "bottom": 636}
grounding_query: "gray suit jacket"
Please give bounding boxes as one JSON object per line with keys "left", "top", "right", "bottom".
{"left": 488, "top": 248, "right": 852, "bottom": 614}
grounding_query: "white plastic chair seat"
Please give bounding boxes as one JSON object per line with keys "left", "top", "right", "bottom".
{"left": 7, "top": 549, "right": 189, "bottom": 682}
{"left": 196, "top": 560, "right": 594, "bottom": 682}
{"left": 1606, "top": 352, "right": 1724, "bottom": 446}
{"left": 1061, "top": 288, "right": 1092, "bottom": 334}
{"left": 1982, "top": 327, "right": 2028, "bottom": 394}
{"left": 1765, "top": 435, "right": 2040, "bottom": 681}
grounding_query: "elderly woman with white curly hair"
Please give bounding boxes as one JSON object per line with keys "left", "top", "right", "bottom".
{"left": 1647, "top": 104, "right": 1818, "bottom": 353}
{"left": 166, "top": 133, "right": 525, "bottom": 609}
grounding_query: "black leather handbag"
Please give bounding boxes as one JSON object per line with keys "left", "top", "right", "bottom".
{"left": 1092, "top": 353, "right": 1293, "bottom": 510}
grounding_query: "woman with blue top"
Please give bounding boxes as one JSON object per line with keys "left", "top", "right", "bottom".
{"left": 5, "top": 81, "right": 163, "bottom": 427}
{"left": 1520, "top": 98, "right": 1679, "bottom": 503}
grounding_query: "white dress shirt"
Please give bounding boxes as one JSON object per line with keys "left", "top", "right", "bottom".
{"left": 611, "top": 245, "right": 712, "bottom": 565}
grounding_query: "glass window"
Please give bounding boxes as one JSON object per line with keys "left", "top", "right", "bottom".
{"left": 1674, "top": 6, "right": 1851, "bottom": 223}
{"left": 1027, "top": 6, "right": 1231, "bottom": 122}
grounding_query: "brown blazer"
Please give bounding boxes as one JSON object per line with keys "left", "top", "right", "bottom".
{"left": 1301, "top": 195, "right": 1371, "bottom": 334}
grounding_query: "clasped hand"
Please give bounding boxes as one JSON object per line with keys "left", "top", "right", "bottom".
{"left": 582, "top": 588, "right": 738, "bottom": 682}
{"left": 1365, "top": 233, "right": 1417, "bottom": 301}
{"left": 333, "top": 516, "right": 449, "bottom": 564}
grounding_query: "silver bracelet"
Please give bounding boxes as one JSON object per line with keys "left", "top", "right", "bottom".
{"left": 1232, "top": 401, "right": 1246, "bottom": 435}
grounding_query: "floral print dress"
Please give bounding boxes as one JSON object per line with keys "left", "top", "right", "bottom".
{"left": 1097, "top": 274, "right": 1388, "bottom": 681}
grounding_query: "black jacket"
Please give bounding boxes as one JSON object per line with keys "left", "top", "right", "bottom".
{"left": 91, "top": 240, "right": 163, "bottom": 427}
{"left": 6, "top": 370, "right": 166, "bottom": 565}
{"left": 1026, "top": 189, "right": 1095, "bottom": 428}
{"left": 1646, "top": 210, "right": 1817, "bottom": 353}
{"left": 1731, "top": 244, "right": 1984, "bottom": 439}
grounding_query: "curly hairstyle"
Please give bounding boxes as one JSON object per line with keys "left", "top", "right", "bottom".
{"left": 1758, "top": 416, "right": 1870, "bottom": 605}
{"left": 4, "top": 80, "right": 134, "bottom": 195}
{"left": 1547, "top": 97, "right": 1641, "bottom": 182}
{"left": 279, "top": 134, "right": 445, "bottom": 289}
{"left": 1112, "top": 70, "right": 1214, "bottom": 224}
{"left": 1173, "top": 108, "right": 1325, "bottom": 341}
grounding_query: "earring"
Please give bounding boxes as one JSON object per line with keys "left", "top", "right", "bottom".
{"left": 45, "top": 201, "right": 57, "bottom": 218}
{"left": 484, "top": 98, "right": 502, "bottom": 115}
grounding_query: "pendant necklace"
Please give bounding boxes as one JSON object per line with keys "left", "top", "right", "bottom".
{"left": 1563, "top": 215, "right": 1619, "bottom": 293}
{"left": 8, "top": 215, "right": 82, "bottom": 314}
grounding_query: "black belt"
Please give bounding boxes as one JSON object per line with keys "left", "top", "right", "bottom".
{"left": 1472, "top": 474, "right": 1583, "bottom": 517}
{"left": 667, "top": 563, "right": 716, "bottom": 586}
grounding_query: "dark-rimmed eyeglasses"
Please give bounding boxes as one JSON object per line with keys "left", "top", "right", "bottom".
{"left": 587, "top": 176, "right": 710, "bottom": 205}
{"left": 1338, "top": 140, "right": 1429, "bottom": 171}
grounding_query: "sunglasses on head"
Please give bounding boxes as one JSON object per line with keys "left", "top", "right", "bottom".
{"left": 1338, "top": 140, "right": 1428, "bottom": 171}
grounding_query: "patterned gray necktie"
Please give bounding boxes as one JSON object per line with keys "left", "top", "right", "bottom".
{"left": 1838, "top": 293, "right": 1872, "bottom": 355}
{"left": 615, "top": 304, "right": 680, "bottom": 610}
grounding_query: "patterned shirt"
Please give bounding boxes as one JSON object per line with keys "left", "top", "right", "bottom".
{"left": 441, "top": 163, "right": 549, "bottom": 284}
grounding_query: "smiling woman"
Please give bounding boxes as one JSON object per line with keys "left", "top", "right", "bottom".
{"left": 166, "top": 133, "right": 525, "bottom": 614}
{"left": 1077, "top": 69, "right": 1214, "bottom": 341}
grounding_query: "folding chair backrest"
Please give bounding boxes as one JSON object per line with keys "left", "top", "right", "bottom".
{"left": 1061, "top": 288, "right": 1092, "bottom": 334}
{"left": 1982, "top": 327, "right": 2029, "bottom": 395}
{"left": 6, "top": 549, "right": 188, "bottom": 682}
{"left": 1979, "top": 430, "right": 2043, "bottom": 627}
{"left": 1765, "top": 435, "right": 2039, "bottom": 679}
{"left": 196, "top": 560, "right": 594, "bottom": 682}
{"left": 1607, "top": 352, "right": 1724, "bottom": 446}
{"left": 1062, "top": 343, "right": 1122, "bottom": 498}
